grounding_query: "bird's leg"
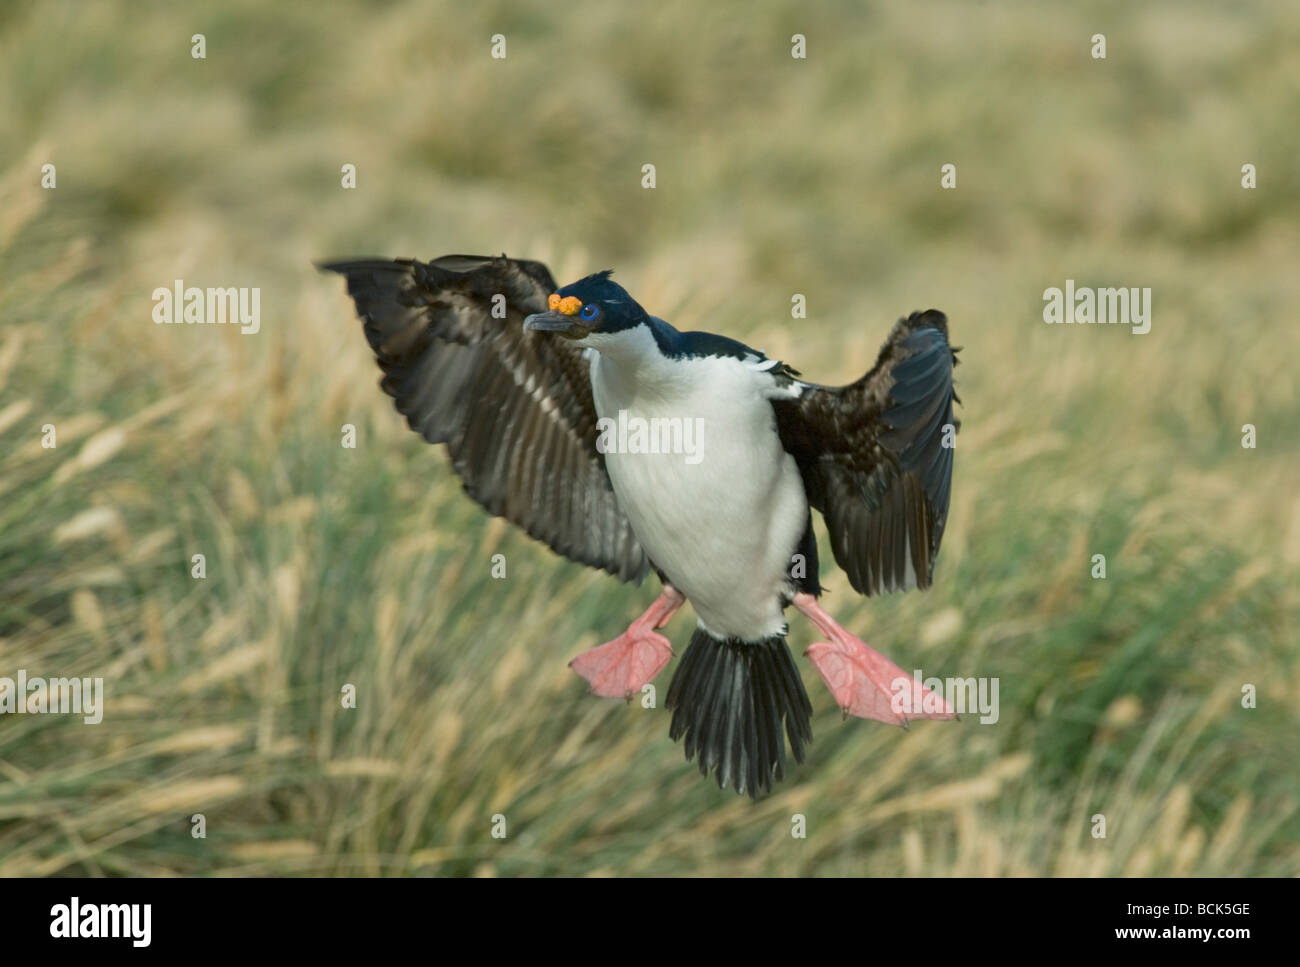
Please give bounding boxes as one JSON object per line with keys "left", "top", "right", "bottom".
{"left": 569, "top": 585, "right": 685, "bottom": 700}
{"left": 793, "top": 593, "right": 955, "bottom": 726}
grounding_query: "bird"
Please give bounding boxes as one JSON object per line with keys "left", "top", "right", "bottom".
{"left": 320, "top": 253, "right": 961, "bottom": 797}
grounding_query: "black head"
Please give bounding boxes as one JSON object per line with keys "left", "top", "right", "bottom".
{"left": 523, "top": 270, "right": 650, "bottom": 340}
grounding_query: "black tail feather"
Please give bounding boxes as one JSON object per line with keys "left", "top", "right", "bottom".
{"left": 666, "top": 629, "right": 814, "bottom": 798}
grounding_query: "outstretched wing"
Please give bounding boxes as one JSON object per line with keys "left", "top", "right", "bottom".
{"left": 773, "top": 309, "right": 959, "bottom": 596}
{"left": 320, "top": 254, "right": 648, "bottom": 583}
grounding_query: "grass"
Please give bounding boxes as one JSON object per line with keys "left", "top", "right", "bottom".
{"left": 1, "top": 0, "right": 1298, "bottom": 876}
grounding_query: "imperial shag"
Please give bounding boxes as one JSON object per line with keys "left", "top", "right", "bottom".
{"left": 321, "top": 254, "right": 961, "bottom": 797}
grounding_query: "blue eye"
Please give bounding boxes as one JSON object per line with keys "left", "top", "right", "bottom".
{"left": 580, "top": 304, "right": 599, "bottom": 321}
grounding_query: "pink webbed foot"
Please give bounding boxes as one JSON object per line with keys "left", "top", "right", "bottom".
{"left": 569, "top": 627, "right": 672, "bottom": 699}
{"left": 570, "top": 586, "right": 685, "bottom": 700}
{"left": 793, "top": 594, "right": 955, "bottom": 726}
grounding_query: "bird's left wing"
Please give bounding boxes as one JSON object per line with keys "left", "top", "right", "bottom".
{"left": 320, "top": 254, "right": 648, "bottom": 583}
{"left": 773, "top": 310, "right": 959, "bottom": 596}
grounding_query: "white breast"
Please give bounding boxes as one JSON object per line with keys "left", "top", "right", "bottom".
{"left": 588, "top": 329, "right": 808, "bottom": 641}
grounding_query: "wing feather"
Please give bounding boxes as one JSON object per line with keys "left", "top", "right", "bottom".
{"left": 773, "top": 309, "right": 959, "bottom": 596}
{"left": 321, "top": 254, "right": 648, "bottom": 582}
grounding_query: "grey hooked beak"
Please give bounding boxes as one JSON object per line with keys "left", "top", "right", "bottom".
{"left": 523, "top": 310, "right": 589, "bottom": 338}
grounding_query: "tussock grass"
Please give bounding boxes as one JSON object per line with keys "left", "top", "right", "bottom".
{"left": 1, "top": 0, "right": 1297, "bottom": 876}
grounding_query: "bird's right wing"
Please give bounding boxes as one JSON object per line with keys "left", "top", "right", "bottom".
{"left": 320, "top": 254, "right": 648, "bottom": 583}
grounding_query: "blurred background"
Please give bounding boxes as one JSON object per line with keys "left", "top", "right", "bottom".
{"left": 2, "top": 0, "right": 1298, "bottom": 876}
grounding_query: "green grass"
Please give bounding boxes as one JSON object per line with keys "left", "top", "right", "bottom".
{"left": 2, "top": 0, "right": 1298, "bottom": 876}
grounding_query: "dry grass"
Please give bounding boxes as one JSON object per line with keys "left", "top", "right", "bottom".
{"left": 1, "top": 0, "right": 1298, "bottom": 876}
